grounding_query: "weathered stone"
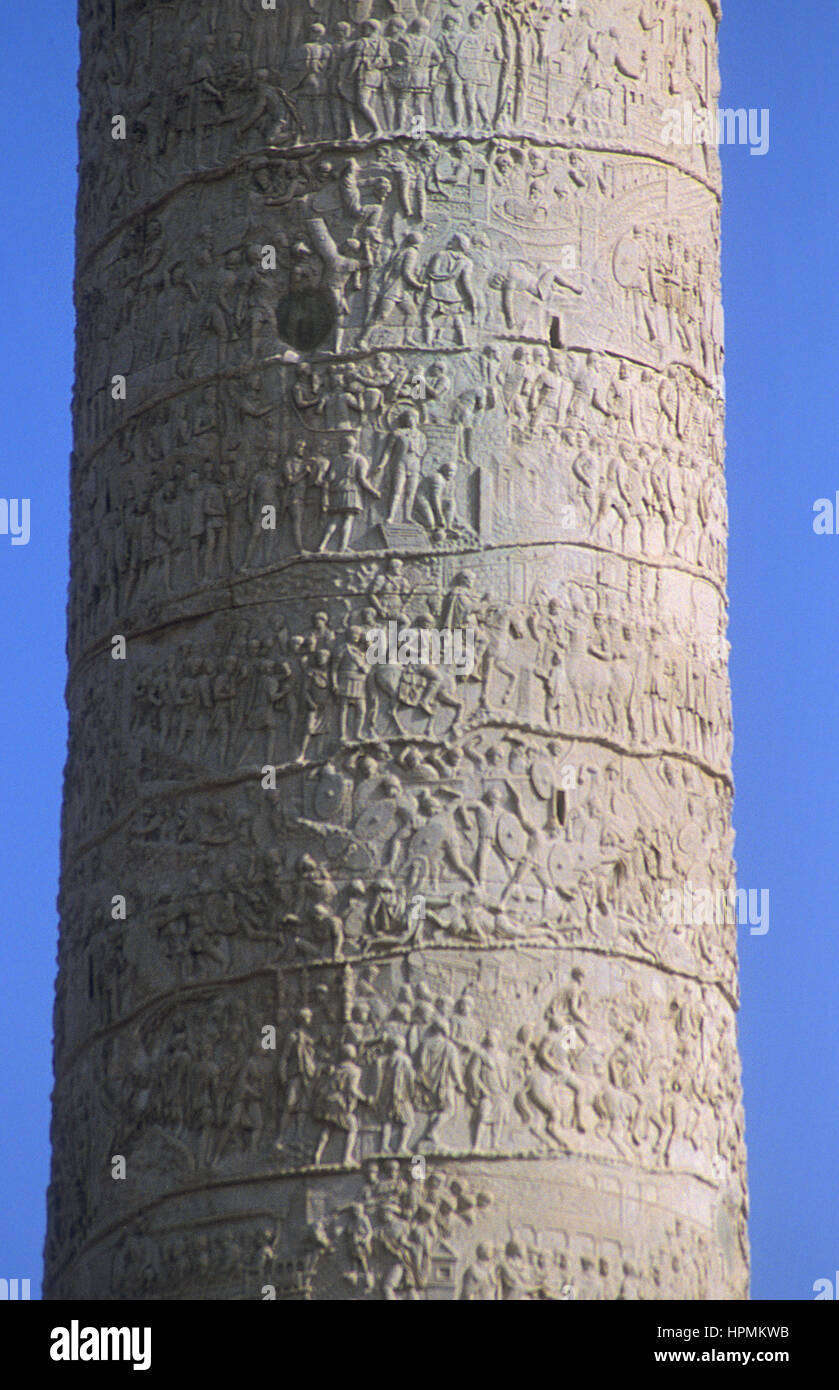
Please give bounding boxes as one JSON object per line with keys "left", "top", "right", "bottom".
{"left": 46, "top": 0, "right": 747, "bottom": 1301}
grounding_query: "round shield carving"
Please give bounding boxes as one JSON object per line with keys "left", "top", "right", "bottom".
{"left": 547, "top": 841, "right": 566, "bottom": 886}
{"left": 530, "top": 758, "right": 556, "bottom": 801}
{"left": 409, "top": 817, "right": 447, "bottom": 860}
{"left": 314, "top": 770, "right": 346, "bottom": 821}
{"left": 355, "top": 801, "right": 398, "bottom": 841}
{"left": 497, "top": 812, "right": 528, "bottom": 861}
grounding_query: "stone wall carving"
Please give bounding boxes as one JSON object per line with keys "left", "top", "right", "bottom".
{"left": 47, "top": 0, "right": 747, "bottom": 1300}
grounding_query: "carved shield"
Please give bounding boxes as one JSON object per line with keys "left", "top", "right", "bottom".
{"left": 612, "top": 232, "right": 645, "bottom": 290}
{"left": 547, "top": 841, "right": 566, "bottom": 886}
{"left": 530, "top": 758, "right": 556, "bottom": 801}
{"left": 397, "top": 666, "right": 429, "bottom": 708}
{"left": 409, "top": 817, "right": 447, "bottom": 859}
{"left": 355, "top": 801, "right": 398, "bottom": 841}
{"left": 314, "top": 771, "right": 346, "bottom": 822}
{"left": 496, "top": 813, "right": 527, "bottom": 861}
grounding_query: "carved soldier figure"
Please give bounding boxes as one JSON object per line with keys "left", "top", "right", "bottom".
{"left": 313, "top": 1044, "right": 365, "bottom": 1166}
{"left": 364, "top": 230, "right": 425, "bottom": 345}
{"left": 452, "top": 7, "right": 500, "bottom": 131}
{"left": 332, "top": 624, "right": 370, "bottom": 740}
{"left": 460, "top": 1242, "right": 497, "bottom": 1300}
{"left": 465, "top": 1029, "right": 509, "bottom": 1151}
{"left": 281, "top": 441, "right": 313, "bottom": 553}
{"left": 348, "top": 19, "right": 390, "bottom": 138}
{"left": 389, "top": 16, "right": 440, "bottom": 131}
{"left": 276, "top": 1008, "right": 318, "bottom": 1151}
{"left": 374, "top": 1034, "right": 417, "bottom": 1154}
{"left": 317, "top": 433, "right": 379, "bottom": 552}
{"left": 416, "top": 1018, "right": 464, "bottom": 1148}
{"left": 422, "top": 234, "right": 477, "bottom": 346}
{"left": 384, "top": 407, "right": 427, "bottom": 524}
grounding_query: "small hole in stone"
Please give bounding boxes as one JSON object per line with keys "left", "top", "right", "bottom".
{"left": 276, "top": 290, "right": 336, "bottom": 352}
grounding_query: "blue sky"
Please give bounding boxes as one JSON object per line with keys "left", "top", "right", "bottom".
{"left": 722, "top": 0, "right": 839, "bottom": 1300}
{"left": 0, "top": 8, "right": 76, "bottom": 1299}
{"left": 0, "top": 2, "right": 837, "bottom": 1300}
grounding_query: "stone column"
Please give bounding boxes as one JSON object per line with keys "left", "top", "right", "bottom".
{"left": 46, "top": 0, "right": 747, "bottom": 1300}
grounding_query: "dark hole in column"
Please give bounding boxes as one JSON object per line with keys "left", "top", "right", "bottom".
{"left": 276, "top": 290, "right": 336, "bottom": 352}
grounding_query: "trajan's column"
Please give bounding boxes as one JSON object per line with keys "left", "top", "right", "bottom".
{"left": 46, "top": 0, "right": 748, "bottom": 1300}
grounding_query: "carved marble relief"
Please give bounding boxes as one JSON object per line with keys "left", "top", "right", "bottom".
{"left": 48, "top": 0, "right": 747, "bottom": 1301}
